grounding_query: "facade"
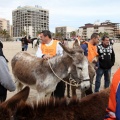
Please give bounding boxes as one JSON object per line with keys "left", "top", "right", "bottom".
{"left": 12, "top": 5, "right": 49, "bottom": 39}
{"left": 10, "top": 25, "right": 13, "bottom": 38}
{"left": 78, "top": 20, "right": 120, "bottom": 39}
{"left": 0, "top": 18, "right": 10, "bottom": 33}
{"left": 55, "top": 26, "right": 77, "bottom": 39}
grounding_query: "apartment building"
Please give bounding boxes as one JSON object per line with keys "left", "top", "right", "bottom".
{"left": 55, "top": 26, "right": 77, "bottom": 39}
{"left": 12, "top": 5, "right": 49, "bottom": 39}
{"left": 78, "top": 20, "right": 120, "bottom": 39}
{"left": 0, "top": 18, "right": 10, "bottom": 33}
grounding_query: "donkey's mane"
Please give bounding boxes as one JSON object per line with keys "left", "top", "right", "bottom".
{"left": 0, "top": 88, "right": 110, "bottom": 120}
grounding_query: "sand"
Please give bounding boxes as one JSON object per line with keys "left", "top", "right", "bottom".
{"left": 2, "top": 41, "right": 120, "bottom": 100}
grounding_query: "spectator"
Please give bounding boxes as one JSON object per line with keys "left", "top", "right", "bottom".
{"left": 105, "top": 68, "right": 120, "bottom": 120}
{"left": 36, "top": 30, "right": 65, "bottom": 99}
{"left": 76, "top": 35, "right": 82, "bottom": 45}
{"left": 21, "top": 38, "right": 24, "bottom": 51}
{"left": 0, "top": 41, "right": 16, "bottom": 102}
{"left": 109, "top": 39, "right": 114, "bottom": 45}
{"left": 81, "top": 33, "right": 99, "bottom": 95}
{"left": 95, "top": 36, "right": 115, "bottom": 92}
{"left": 23, "top": 36, "right": 29, "bottom": 51}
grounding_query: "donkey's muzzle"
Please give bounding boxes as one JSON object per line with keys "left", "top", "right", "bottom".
{"left": 80, "top": 80, "right": 90, "bottom": 91}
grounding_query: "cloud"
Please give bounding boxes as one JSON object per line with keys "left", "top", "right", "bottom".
{"left": 0, "top": 0, "right": 120, "bottom": 32}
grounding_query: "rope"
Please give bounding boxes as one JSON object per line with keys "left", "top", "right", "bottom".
{"left": 48, "top": 59, "right": 81, "bottom": 87}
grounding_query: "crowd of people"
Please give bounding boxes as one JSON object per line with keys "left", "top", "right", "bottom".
{"left": 0, "top": 30, "right": 119, "bottom": 119}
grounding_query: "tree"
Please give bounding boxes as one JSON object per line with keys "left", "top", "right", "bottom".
{"left": 70, "top": 31, "right": 76, "bottom": 38}
{"left": 36, "top": 30, "right": 41, "bottom": 37}
{"left": 55, "top": 32, "right": 63, "bottom": 40}
{"left": 1, "top": 29, "right": 8, "bottom": 41}
{"left": 99, "top": 32, "right": 109, "bottom": 38}
{"left": 20, "top": 30, "right": 27, "bottom": 37}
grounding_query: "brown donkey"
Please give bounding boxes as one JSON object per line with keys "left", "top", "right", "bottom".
{"left": 0, "top": 87, "right": 109, "bottom": 120}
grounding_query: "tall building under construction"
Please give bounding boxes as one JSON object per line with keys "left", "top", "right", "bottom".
{"left": 12, "top": 5, "right": 49, "bottom": 38}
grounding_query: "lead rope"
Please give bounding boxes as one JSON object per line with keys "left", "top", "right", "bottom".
{"left": 48, "top": 59, "right": 80, "bottom": 87}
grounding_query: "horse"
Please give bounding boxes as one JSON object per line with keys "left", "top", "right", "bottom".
{"left": 0, "top": 86, "right": 110, "bottom": 120}
{"left": 28, "top": 38, "right": 38, "bottom": 48}
{"left": 11, "top": 41, "right": 90, "bottom": 101}
{"left": 33, "top": 39, "right": 39, "bottom": 48}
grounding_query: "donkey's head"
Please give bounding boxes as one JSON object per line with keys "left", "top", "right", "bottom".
{"left": 59, "top": 41, "right": 90, "bottom": 91}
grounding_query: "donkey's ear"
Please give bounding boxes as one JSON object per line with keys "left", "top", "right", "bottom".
{"left": 1, "top": 86, "right": 30, "bottom": 111}
{"left": 73, "top": 39, "right": 80, "bottom": 49}
{"left": 59, "top": 42, "right": 74, "bottom": 55}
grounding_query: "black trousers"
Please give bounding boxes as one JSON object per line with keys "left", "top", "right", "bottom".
{"left": 0, "top": 84, "right": 7, "bottom": 102}
{"left": 51, "top": 81, "right": 66, "bottom": 99}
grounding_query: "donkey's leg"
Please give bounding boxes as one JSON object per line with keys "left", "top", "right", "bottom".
{"left": 71, "top": 86, "right": 77, "bottom": 97}
{"left": 16, "top": 82, "right": 24, "bottom": 92}
{"left": 67, "top": 84, "right": 71, "bottom": 98}
{"left": 81, "top": 91, "right": 86, "bottom": 98}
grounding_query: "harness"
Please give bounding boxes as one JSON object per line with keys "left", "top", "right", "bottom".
{"left": 48, "top": 59, "right": 89, "bottom": 87}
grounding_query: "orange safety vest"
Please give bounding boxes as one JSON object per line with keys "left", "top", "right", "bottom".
{"left": 41, "top": 40, "right": 58, "bottom": 57}
{"left": 105, "top": 68, "right": 120, "bottom": 120}
{"left": 87, "top": 42, "right": 98, "bottom": 62}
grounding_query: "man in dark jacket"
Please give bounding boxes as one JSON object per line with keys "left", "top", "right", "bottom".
{"left": 94, "top": 36, "right": 115, "bottom": 92}
{"left": 23, "top": 36, "right": 29, "bottom": 51}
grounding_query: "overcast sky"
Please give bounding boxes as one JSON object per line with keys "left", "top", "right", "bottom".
{"left": 0, "top": 0, "right": 120, "bottom": 32}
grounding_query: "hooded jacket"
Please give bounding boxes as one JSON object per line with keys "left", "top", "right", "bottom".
{"left": 0, "top": 41, "right": 16, "bottom": 92}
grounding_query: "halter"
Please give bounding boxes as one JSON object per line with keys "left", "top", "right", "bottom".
{"left": 48, "top": 59, "right": 87, "bottom": 87}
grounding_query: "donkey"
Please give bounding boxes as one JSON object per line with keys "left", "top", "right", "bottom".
{"left": 11, "top": 42, "right": 90, "bottom": 101}
{"left": 64, "top": 40, "right": 96, "bottom": 98}
{"left": 66, "top": 61, "right": 96, "bottom": 98}
{"left": 0, "top": 87, "right": 110, "bottom": 120}
{"left": 0, "top": 86, "right": 29, "bottom": 120}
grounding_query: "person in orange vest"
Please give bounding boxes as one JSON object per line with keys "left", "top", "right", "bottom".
{"left": 36, "top": 30, "right": 63, "bottom": 59}
{"left": 105, "top": 68, "right": 120, "bottom": 120}
{"left": 81, "top": 33, "right": 100, "bottom": 95}
{"left": 36, "top": 30, "right": 65, "bottom": 99}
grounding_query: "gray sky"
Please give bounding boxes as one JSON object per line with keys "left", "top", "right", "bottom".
{"left": 0, "top": 0, "right": 120, "bottom": 32}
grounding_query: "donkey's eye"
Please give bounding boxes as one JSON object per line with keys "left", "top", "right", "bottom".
{"left": 77, "top": 67, "right": 82, "bottom": 70}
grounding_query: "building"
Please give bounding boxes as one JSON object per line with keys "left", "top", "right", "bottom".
{"left": 10, "top": 25, "right": 13, "bottom": 38}
{"left": 12, "top": 5, "right": 49, "bottom": 39}
{"left": 78, "top": 20, "right": 120, "bottom": 39}
{"left": 0, "top": 18, "right": 10, "bottom": 33}
{"left": 55, "top": 26, "right": 77, "bottom": 39}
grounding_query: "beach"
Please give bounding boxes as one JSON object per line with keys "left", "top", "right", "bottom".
{"left": 2, "top": 41, "right": 120, "bottom": 100}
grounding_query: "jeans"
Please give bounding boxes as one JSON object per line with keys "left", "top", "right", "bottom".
{"left": 24, "top": 44, "right": 28, "bottom": 51}
{"left": 94, "top": 67, "right": 111, "bottom": 92}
